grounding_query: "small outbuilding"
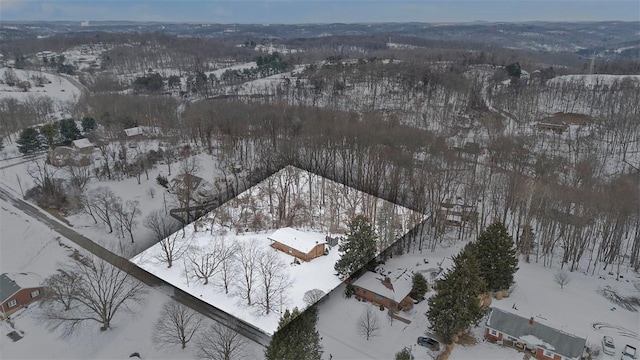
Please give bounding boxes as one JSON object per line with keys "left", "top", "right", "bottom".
{"left": 0, "top": 273, "right": 44, "bottom": 317}
{"left": 268, "top": 227, "right": 326, "bottom": 261}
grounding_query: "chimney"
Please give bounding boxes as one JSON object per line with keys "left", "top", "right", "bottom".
{"left": 381, "top": 277, "right": 393, "bottom": 290}
{"left": 529, "top": 317, "right": 534, "bottom": 326}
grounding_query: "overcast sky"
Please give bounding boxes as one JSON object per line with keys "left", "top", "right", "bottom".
{"left": 1, "top": 0, "right": 639, "bottom": 23}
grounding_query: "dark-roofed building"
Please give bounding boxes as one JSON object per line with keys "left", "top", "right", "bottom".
{"left": 0, "top": 273, "right": 44, "bottom": 317}
{"left": 485, "top": 307, "right": 587, "bottom": 360}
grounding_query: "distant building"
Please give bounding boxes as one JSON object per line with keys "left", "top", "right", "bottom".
{"left": 485, "top": 307, "right": 587, "bottom": 360}
{"left": 0, "top": 273, "right": 44, "bottom": 317}
{"left": 536, "top": 117, "right": 569, "bottom": 133}
{"left": 123, "top": 126, "right": 159, "bottom": 139}
{"left": 268, "top": 227, "right": 326, "bottom": 261}
{"left": 71, "top": 138, "right": 95, "bottom": 153}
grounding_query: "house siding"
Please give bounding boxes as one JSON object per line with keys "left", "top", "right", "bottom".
{"left": 271, "top": 242, "right": 325, "bottom": 261}
{"left": 485, "top": 327, "right": 503, "bottom": 342}
{"left": 353, "top": 285, "right": 397, "bottom": 310}
{"left": 487, "top": 328, "right": 566, "bottom": 360}
{"left": 0, "top": 287, "right": 43, "bottom": 317}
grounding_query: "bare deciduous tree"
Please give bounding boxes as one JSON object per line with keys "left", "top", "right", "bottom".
{"left": 188, "top": 238, "right": 236, "bottom": 285}
{"left": 554, "top": 270, "right": 570, "bottom": 289}
{"left": 144, "top": 210, "right": 183, "bottom": 268}
{"left": 195, "top": 321, "right": 248, "bottom": 360}
{"left": 357, "top": 306, "right": 381, "bottom": 341}
{"left": 303, "top": 289, "right": 326, "bottom": 307}
{"left": 216, "top": 242, "right": 238, "bottom": 295}
{"left": 41, "top": 270, "right": 81, "bottom": 311}
{"left": 235, "top": 241, "right": 260, "bottom": 306}
{"left": 256, "top": 249, "right": 291, "bottom": 314}
{"left": 85, "top": 187, "right": 120, "bottom": 233}
{"left": 153, "top": 300, "right": 204, "bottom": 349}
{"left": 39, "top": 253, "right": 146, "bottom": 335}
{"left": 114, "top": 200, "right": 141, "bottom": 243}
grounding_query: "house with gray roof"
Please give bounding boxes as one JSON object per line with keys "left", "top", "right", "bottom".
{"left": 0, "top": 273, "right": 44, "bottom": 317}
{"left": 485, "top": 307, "right": 587, "bottom": 360}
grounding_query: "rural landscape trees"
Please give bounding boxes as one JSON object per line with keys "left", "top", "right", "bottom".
{"left": 1, "top": 20, "right": 639, "bottom": 360}
{"left": 472, "top": 222, "right": 519, "bottom": 292}
{"left": 426, "top": 245, "right": 486, "bottom": 343}
{"left": 40, "top": 254, "right": 146, "bottom": 334}
{"left": 334, "top": 215, "right": 378, "bottom": 277}
{"left": 265, "top": 306, "right": 323, "bottom": 360}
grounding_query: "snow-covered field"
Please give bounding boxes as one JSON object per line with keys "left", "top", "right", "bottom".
{"left": 0, "top": 68, "right": 81, "bottom": 104}
{"left": 134, "top": 228, "right": 342, "bottom": 335}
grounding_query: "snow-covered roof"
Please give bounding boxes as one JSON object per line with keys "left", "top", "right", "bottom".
{"left": 352, "top": 269, "right": 413, "bottom": 302}
{"left": 0, "top": 273, "right": 42, "bottom": 302}
{"left": 487, "top": 308, "right": 586, "bottom": 359}
{"left": 71, "top": 138, "right": 94, "bottom": 149}
{"left": 268, "top": 227, "right": 326, "bottom": 254}
{"left": 123, "top": 126, "right": 158, "bottom": 137}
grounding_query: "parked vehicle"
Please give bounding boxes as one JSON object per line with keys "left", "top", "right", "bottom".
{"left": 621, "top": 344, "right": 637, "bottom": 360}
{"left": 602, "top": 336, "right": 616, "bottom": 356}
{"left": 417, "top": 336, "right": 440, "bottom": 351}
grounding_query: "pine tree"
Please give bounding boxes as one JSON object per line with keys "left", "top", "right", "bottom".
{"left": 426, "top": 245, "right": 486, "bottom": 344}
{"left": 334, "top": 215, "right": 378, "bottom": 277}
{"left": 410, "top": 272, "right": 429, "bottom": 301}
{"left": 81, "top": 117, "right": 97, "bottom": 133}
{"left": 265, "top": 306, "right": 322, "bottom": 360}
{"left": 16, "top": 127, "right": 43, "bottom": 154}
{"left": 473, "top": 222, "right": 519, "bottom": 292}
{"left": 58, "top": 118, "right": 81, "bottom": 144}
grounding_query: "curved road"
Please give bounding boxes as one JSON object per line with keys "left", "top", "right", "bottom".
{"left": 0, "top": 186, "right": 271, "bottom": 347}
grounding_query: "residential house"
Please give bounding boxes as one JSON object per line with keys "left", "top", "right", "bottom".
{"left": 485, "top": 307, "right": 587, "bottom": 360}
{"left": 123, "top": 126, "right": 159, "bottom": 139}
{"left": 170, "top": 173, "right": 215, "bottom": 202}
{"left": 71, "top": 138, "right": 95, "bottom": 153}
{"left": 536, "top": 117, "right": 569, "bottom": 133}
{"left": 49, "top": 146, "right": 92, "bottom": 167}
{"left": 0, "top": 273, "right": 44, "bottom": 317}
{"left": 352, "top": 269, "right": 414, "bottom": 313}
{"left": 268, "top": 227, "right": 326, "bottom": 261}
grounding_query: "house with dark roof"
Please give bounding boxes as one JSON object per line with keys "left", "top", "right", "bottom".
{"left": 0, "top": 273, "right": 44, "bottom": 317}
{"left": 485, "top": 307, "right": 587, "bottom": 360}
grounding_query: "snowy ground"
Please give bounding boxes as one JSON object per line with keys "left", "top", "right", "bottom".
{"left": 0, "top": 142, "right": 227, "bottom": 258}
{"left": 134, "top": 228, "right": 343, "bottom": 335}
{"left": 0, "top": 68, "right": 81, "bottom": 105}
{"left": 316, "top": 230, "right": 640, "bottom": 360}
{"left": 0, "top": 185, "right": 264, "bottom": 359}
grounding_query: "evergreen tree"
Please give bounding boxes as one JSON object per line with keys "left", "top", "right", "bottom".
{"left": 334, "top": 215, "right": 378, "bottom": 277}
{"left": 0, "top": 136, "right": 4, "bottom": 151}
{"left": 39, "top": 123, "right": 59, "bottom": 148}
{"left": 265, "top": 306, "right": 322, "bottom": 360}
{"left": 58, "top": 118, "right": 81, "bottom": 144}
{"left": 410, "top": 273, "right": 429, "bottom": 301}
{"left": 81, "top": 117, "right": 97, "bottom": 133}
{"left": 16, "top": 127, "right": 43, "bottom": 154}
{"left": 473, "top": 222, "right": 519, "bottom": 292}
{"left": 395, "top": 348, "right": 412, "bottom": 360}
{"left": 426, "top": 245, "right": 486, "bottom": 344}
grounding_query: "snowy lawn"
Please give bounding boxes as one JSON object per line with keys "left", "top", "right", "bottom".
{"left": 0, "top": 68, "right": 81, "bottom": 105}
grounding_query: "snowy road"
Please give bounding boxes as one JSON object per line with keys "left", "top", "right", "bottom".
{"left": 0, "top": 185, "right": 271, "bottom": 347}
